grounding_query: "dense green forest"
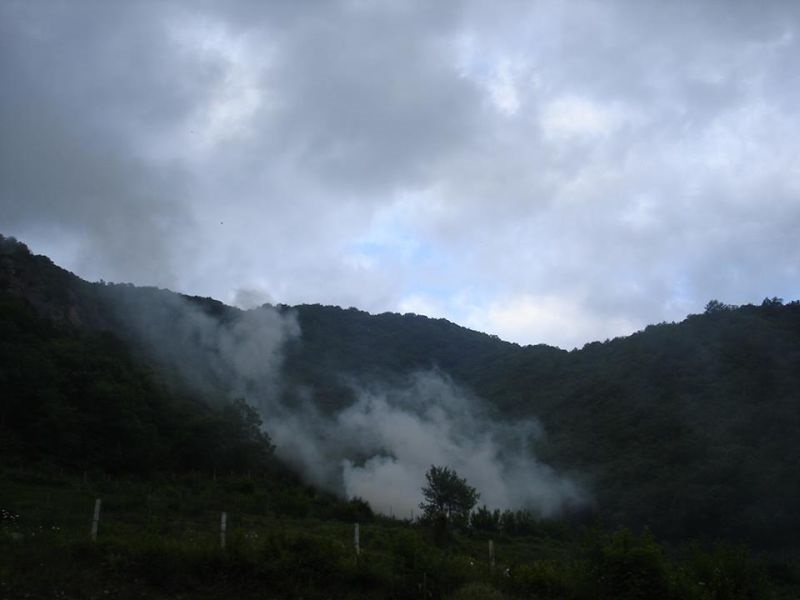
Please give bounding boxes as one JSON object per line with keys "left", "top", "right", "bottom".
{"left": 282, "top": 300, "right": 800, "bottom": 550}
{"left": 0, "top": 247, "right": 272, "bottom": 475}
{"left": 2, "top": 233, "right": 800, "bottom": 597}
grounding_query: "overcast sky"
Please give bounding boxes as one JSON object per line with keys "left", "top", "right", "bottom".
{"left": 2, "top": 0, "right": 799, "bottom": 348}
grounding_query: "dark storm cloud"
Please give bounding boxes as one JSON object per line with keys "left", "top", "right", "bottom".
{"left": 0, "top": 1, "right": 212, "bottom": 285}
{"left": 2, "top": 0, "right": 800, "bottom": 347}
{"left": 261, "top": 6, "right": 478, "bottom": 191}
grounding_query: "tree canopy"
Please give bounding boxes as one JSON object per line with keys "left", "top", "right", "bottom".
{"left": 419, "top": 465, "right": 479, "bottom": 528}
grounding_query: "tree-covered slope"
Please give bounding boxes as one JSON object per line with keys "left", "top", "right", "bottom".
{"left": 278, "top": 303, "right": 521, "bottom": 413}
{"left": 2, "top": 233, "right": 800, "bottom": 551}
{"left": 472, "top": 302, "right": 800, "bottom": 548}
{"left": 273, "top": 296, "right": 800, "bottom": 549}
{"left": 0, "top": 236, "right": 276, "bottom": 476}
{"left": 259, "top": 297, "right": 800, "bottom": 551}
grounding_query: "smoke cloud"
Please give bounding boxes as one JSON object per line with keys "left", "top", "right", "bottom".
{"left": 101, "top": 285, "right": 299, "bottom": 402}
{"left": 105, "top": 286, "right": 586, "bottom": 517}
{"left": 337, "top": 373, "right": 586, "bottom": 517}
{"left": 274, "top": 372, "right": 586, "bottom": 518}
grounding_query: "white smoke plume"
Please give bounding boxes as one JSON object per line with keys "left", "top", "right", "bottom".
{"left": 101, "top": 285, "right": 299, "bottom": 402}
{"left": 270, "top": 371, "right": 587, "bottom": 518}
{"left": 105, "top": 287, "right": 586, "bottom": 517}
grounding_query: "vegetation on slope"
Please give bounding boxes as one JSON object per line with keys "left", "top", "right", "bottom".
{"left": 281, "top": 299, "right": 800, "bottom": 550}
{"left": 2, "top": 233, "right": 800, "bottom": 598}
{"left": 1, "top": 467, "right": 790, "bottom": 600}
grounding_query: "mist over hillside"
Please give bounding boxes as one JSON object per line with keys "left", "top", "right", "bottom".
{"left": 0, "top": 235, "right": 586, "bottom": 520}
{"left": 3, "top": 234, "right": 800, "bottom": 551}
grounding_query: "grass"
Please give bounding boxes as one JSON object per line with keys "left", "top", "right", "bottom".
{"left": 1, "top": 465, "right": 797, "bottom": 599}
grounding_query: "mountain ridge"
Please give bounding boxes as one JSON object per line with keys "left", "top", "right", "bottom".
{"left": 2, "top": 233, "right": 800, "bottom": 551}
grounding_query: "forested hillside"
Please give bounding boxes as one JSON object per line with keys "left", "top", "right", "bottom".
{"left": 0, "top": 259, "right": 275, "bottom": 477}
{"left": 278, "top": 300, "right": 800, "bottom": 549}
{"left": 2, "top": 234, "right": 800, "bottom": 553}
{"left": 478, "top": 301, "right": 800, "bottom": 548}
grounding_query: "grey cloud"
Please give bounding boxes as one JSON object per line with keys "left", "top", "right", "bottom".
{"left": 0, "top": 1, "right": 215, "bottom": 286}
{"left": 263, "top": 13, "right": 478, "bottom": 192}
{"left": 393, "top": 1, "right": 800, "bottom": 340}
{"left": 176, "top": 0, "right": 479, "bottom": 195}
{"left": 2, "top": 0, "right": 800, "bottom": 347}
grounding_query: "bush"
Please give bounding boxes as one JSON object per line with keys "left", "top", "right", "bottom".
{"left": 258, "top": 531, "right": 346, "bottom": 589}
{"left": 508, "top": 560, "right": 573, "bottom": 598}
{"left": 684, "top": 543, "right": 772, "bottom": 600}
{"left": 579, "top": 529, "right": 675, "bottom": 600}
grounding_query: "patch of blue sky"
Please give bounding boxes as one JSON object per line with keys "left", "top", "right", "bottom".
{"left": 350, "top": 235, "right": 446, "bottom": 267}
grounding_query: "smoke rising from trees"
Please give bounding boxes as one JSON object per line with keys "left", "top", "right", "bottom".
{"left": 106, "top": 288, "right": 586, "bottom": 517}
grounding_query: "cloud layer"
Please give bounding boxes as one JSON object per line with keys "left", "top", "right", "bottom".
{"left": 2, "top": 0, "right": 800, "bottom": 347}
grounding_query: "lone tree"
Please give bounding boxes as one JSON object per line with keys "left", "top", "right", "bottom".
{"left": 419, "top": 465, "right": 479, "bottom": 529}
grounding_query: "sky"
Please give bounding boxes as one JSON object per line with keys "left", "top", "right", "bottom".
{"left": 2, "top": 0, "right": 800, "bottom": 349}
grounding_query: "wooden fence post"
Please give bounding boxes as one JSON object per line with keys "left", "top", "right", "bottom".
{"left": 220, "top": 511, "right": 228, "bottom": 550}
{"left": 354, "top": 523, "right": 360, "bottom": 557}
{"left": 90, "top": 498, "right": 102, "bottom": 542}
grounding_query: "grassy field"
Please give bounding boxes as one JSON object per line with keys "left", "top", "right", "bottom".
{"left": 1, "top": 466, "right": 796, "bottom": 599}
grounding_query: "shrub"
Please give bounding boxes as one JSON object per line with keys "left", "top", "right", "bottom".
{"left": 579, "top": 529, "right": 675, "bottom": 600}
{"left": 685, "top": 543, "right": 772, "bottom": 600}
{"left": 508, "top": 560, "right": 573, "bottom": 598}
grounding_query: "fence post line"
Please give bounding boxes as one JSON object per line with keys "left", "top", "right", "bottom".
{"left": 354, "top": 522, "right": 361, "bottom": 557}
{"left": 90, "top": 498, "right": 102, "bottom": 542}
{"left": 220, "top": 511, "right": 228, "bottom": 550}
